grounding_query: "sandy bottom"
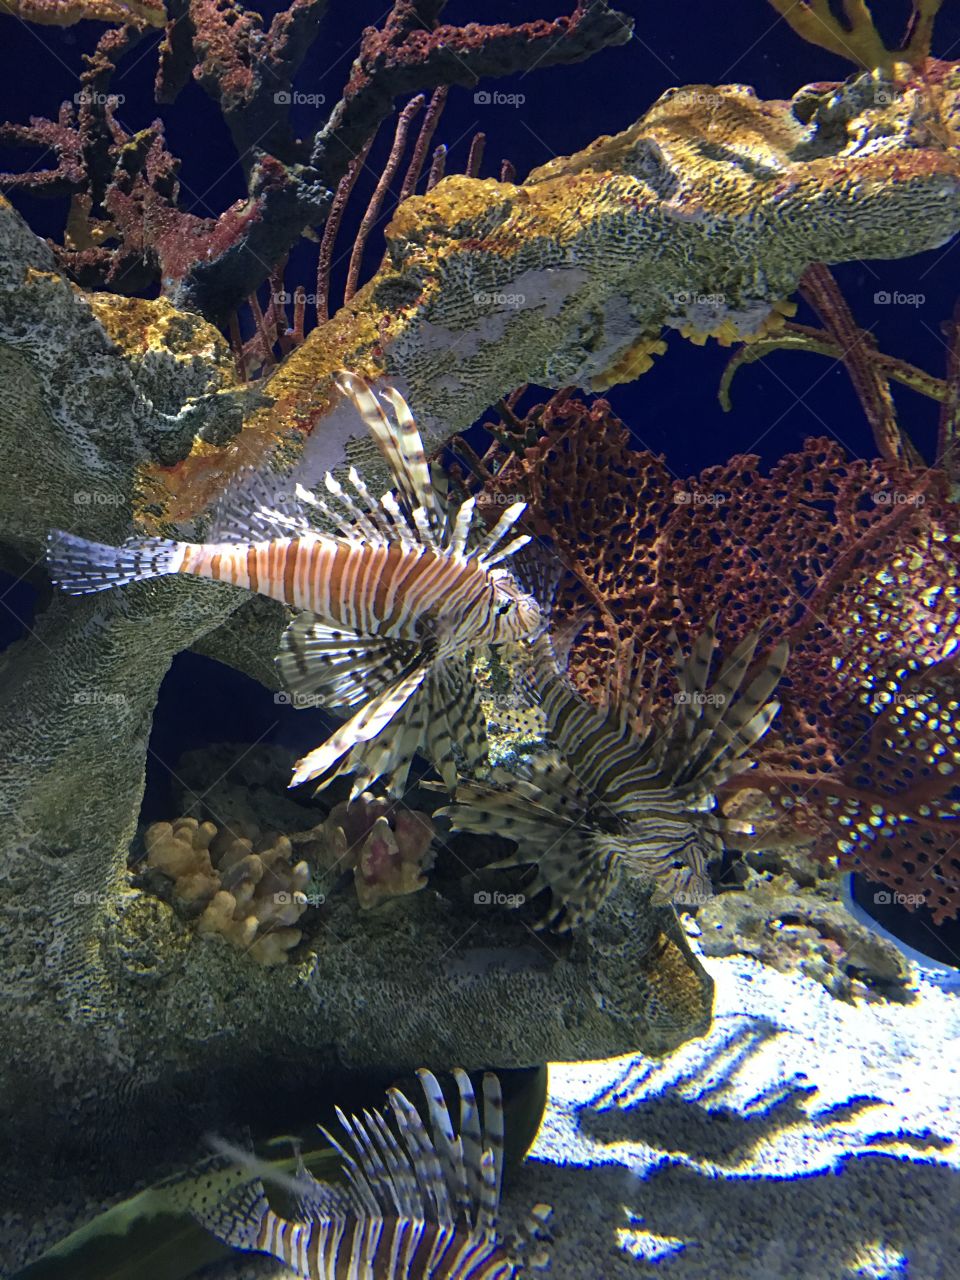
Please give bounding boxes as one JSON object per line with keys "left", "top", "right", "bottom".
{"left": 509, "top": 951, "right": 960, "bottom": 1280}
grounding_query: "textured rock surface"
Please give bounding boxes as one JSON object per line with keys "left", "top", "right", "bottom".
{"left": 696, "top": 880, "right": 912, "bottom": 1002}
{"left": 140, "top": 67, "right": 960, "bottom": 524}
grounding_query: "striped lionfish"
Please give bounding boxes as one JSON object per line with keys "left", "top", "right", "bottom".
{"left": 46, "top": 372, "right": 542, "bottom": 797}
{"left": 192, "top": 1068, "right": 551, "bottom": 1279}
{"left": 439, "top": 621, "right": 789, "bottom": 930}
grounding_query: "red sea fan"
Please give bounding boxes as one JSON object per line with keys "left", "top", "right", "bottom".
{"left": 480, "top": 395, "right": 960, "bottom": 923}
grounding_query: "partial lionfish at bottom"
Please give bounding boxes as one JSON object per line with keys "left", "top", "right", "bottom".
{"left": 45, "top": 373, "right": 542, "bottom": 797}
{"left": 190, "top": 1068, "right": 552, "bottom": 1278}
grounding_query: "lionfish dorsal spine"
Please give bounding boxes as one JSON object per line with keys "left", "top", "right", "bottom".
{"left": 335, "top": 372, "right": 444, "bottom": 548}
{"left": 473, "top": 502, "right": 528, "bottom": 565}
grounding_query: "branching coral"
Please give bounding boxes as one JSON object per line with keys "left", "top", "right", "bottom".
{"left": 767, "top": 0, "right": 944, "bottom": 72}
{"left": 0, "top": 1, "right": 632, "bottom": 321}
{"left": 475, "top": 395, "right": 960, "bottom": 923}
{"left": 290, "top": 792, "right": 435, "bottom": 910}
{"left": 143, "top": 816, "right": 310, "bottom": 964}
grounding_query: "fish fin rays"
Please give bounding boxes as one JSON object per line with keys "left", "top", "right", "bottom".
{"left": 207, "top": 465, "right": 315, "bottom": 543}
{"left": 277, "top": 615, "right": 422, "bottom": 709}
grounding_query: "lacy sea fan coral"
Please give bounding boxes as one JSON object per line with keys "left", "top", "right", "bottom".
{"left": 477, "top": 394, "right": 960, "bottom": 923}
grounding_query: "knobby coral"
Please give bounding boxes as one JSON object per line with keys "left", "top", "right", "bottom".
{"left": 143, "top": 816, "right": 311, "bottom": 964}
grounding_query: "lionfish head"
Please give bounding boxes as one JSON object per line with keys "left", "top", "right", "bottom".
{"left": 489, "top": 569, "right": 543, "bottom": 642}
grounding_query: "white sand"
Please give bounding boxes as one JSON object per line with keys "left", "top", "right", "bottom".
{"left": 509, "top": 950, "right": 960, "bottom": 1280}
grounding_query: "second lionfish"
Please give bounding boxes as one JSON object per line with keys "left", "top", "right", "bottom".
{"left": 440, "top": 621, "right": 789, "bottom": 929}
{"left": 192, "top": 1068, "right": 551, "bottom": 1278}
{"left": 46, "top": 372, "right": 542, "bottom": 797}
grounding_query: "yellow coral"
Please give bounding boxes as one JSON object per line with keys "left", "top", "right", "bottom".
{"left": 143, "top": 817, "right": 309, "bottom": 965}
{"left": 679, "top": 298, "right": 798, "bottom": 348}
{"left": 590, "top": 334, "right": 668, "bottom": 392}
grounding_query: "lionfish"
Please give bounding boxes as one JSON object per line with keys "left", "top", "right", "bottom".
{"left": 439, "top": 621, "right": 789, "bottom": 930}
{"left": 46, "top": 372, "right": 541, "bottom": 797}
{"left": 192, "top": 1068, "right": 551, "bottom": 1279}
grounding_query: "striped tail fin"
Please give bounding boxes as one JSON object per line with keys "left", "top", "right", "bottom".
{"left": 47, "top": 530, "right": 184, "bottom": 595}
{"left": 188, "top": 1175, "right": 270, "bottom": 1252}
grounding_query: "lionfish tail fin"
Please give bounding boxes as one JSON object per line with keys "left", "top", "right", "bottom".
{"left": 188, "top": 1172, "right": 269, "bottom": 1252}
{"left": 46, "top": 531, "right": 184, "bottom": 595}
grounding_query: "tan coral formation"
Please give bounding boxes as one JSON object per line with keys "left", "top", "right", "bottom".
{"left": 290, "top": 794, "right": 435, "bottom": 910}
{"left": 139, "top": 66, "right": 960, "bottom": 526}
{"left": 0, "top": 0, "right": 164, "bottom": 23}
{"left": 143, "top": 817, "right": 310, "bottom": 965}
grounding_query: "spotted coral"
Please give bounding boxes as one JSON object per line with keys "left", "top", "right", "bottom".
{"left": 143, "top": 816, "right": 310, "bottom": 964}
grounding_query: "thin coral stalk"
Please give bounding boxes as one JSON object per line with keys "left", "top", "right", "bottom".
{"left": 466, "top": 132, "right": 486, "bottom": 179}
{"left": 719, "top": 322, "right": 948, "bottom": 412}
{"left": 938, "top": 296, "right": 960, "bottom": 481}
{"left": 398, "top": 85, "right": 448, "bottom": 202}
{"left": 799, "top": 263, "right": 912, "bottom": 464}
{"left": 344, "top": 95, "right": 425, "bottom": 304}
{"left": 315, "top": 137, "right": 374, "bottom": 325}
{"left": 426, "top": 143, "right": 447, "bottom": 191}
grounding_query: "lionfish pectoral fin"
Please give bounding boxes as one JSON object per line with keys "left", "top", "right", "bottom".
{"left": 289, "top": 663, "right": 431, "bottom": 791}
{"left": 207, "top": 465, "right": 314, "bottom": 543}
{"left": 277, "top": 614, "right": 421, "bottom": 709}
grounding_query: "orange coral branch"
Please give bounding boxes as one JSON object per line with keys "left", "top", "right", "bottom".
{"left": 799, "top": 263, "right": 912, "bottom": 464}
